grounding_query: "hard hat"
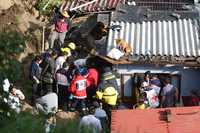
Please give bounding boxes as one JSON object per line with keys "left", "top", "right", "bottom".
{"left": 61, "top": 47, "right": 71, "bottom": 54}
{"left": 68, "top": 42, "right": 76, "bottom": 50}
{"left": 60, "top": 10, "right": 69, "bottom": 18}
{"left": 103, "top": 87, "right": 118, "bottom": 106}
{"left": 137, "top": 104, "right": 146, "bottom": 109}
{"left": 78, "top": 67, "right": 88, "bottom": 76}
{"left": 103, "top": 87, "right": 116, "bottom": 96}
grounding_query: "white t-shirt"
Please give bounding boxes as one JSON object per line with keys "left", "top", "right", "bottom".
{"left": 55, "top": 56, "right": 66, "bottom": 72}
{"left": 36, "top": 93, "right": 58, "bottom": 115}
{"left": 145, "top": 85, "right": 160, "bottom": 108}
{"left": 79, "top": 115, "right": 102, "bottom": 133}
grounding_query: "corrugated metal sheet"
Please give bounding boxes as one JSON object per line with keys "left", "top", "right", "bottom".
{"left": 107, "top": 19, "right": 200, "bottom": 57}
{"left": 126, "top": 0, "right": 194, "bottom": 10}
{"left": 111, "top": 107, "right": 200, "bottom": 133}
{"left": 61, "top": 0, "right": 121, "bottom": 12}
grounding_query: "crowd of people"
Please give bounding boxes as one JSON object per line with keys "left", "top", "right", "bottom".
{"left": 135, "top": 71, "right": 179, "bottom": 109}
{"left": 24, "top": 4, "right": 121, "bottom": 132}
{"left": 5, "top": 3, "right": 200, "bottom": 132}
{"left": 29, "top": 45, "right": 119, "bottom": 132}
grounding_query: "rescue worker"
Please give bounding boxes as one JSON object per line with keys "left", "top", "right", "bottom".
{"left": 63, "top": 42, "right": 77, "bottom": 57}
{"left": 86, "top": 68, "right": 99, "bottom": 107}
{"left": 98, "top": 67, "right": 119, "bottom": 95}
{"left": 55, "top": 47, "right": 71, "bottom": 72}
{"left": 69, "top": 67, "right": 89, "bottom": 114}
{"left": 40, "top": 49, "right": 57, "bottom": 95}
{"left": 55, "top": 62, "right": 70, "bottom": 109}
{"left": 96, "top": 85, "right": 118, "bottom": 124}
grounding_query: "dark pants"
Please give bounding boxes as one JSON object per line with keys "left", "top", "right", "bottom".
{"left": 97, "top": 117, "right": 107, "bottom": 130}
{"left": 72, "top": 99, "right": 86, "bottom": 110}
{"left": 86, "top": 87, "right": 97, "bottom": 107}
{"left": 41, "top": 82, "right": 53, "bottom": 96}
{"left": 102, "top": 103, "right": 116, "bottom": 128}
{"left": 57, "top": 84, "right": 69, "bottom": 108}
{"left": 32, "top": 83, "right": 41, "bottom": 105}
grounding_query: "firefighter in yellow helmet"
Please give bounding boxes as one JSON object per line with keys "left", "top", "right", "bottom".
{"left": 96, "top": 85, "right": 118, "bottom": 127}
{"left": 68, "top": 42, "right": 76, "bottom": 50}
{"left": 96, "top": 86, "right": 118, "bottom": 106}
{"left": 62, "top": 42, "right": 77, "bottom": 58}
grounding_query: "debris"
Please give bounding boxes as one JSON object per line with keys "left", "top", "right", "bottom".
{"left": 182, "top": 5, "right": 193, "bottom": 10}
{"left": 109, "top": 25, "right": 121, "bottom": 31}
{"left": 171, "top": 13, "right": 181, "bottom": 19}
{"left": 116, "top": 38, "right": 133, "bottom": 55}
{"left": 107, "top": 48, "right": 124, "bottom": 60}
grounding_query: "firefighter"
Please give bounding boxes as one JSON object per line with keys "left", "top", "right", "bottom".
{"left": 96, "top": 85, "right": 118, "bottom": 126}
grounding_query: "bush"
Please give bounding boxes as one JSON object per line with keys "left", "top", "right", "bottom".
{"left": 0, "top": 31, "right": 25, "bottom": 83}
{"left": 35, "top": 0, "right": 62, "bottom": 17}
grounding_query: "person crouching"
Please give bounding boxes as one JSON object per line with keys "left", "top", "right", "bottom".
{"left": 8, "top": 85, "right": 25, "bottom": 113}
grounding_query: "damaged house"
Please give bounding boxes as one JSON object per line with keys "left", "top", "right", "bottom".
{"left": 62, "top": 0, "right": 200, "bottom": 104}
{"left": 101, "top": 0, "right": 200, "bottom": 104}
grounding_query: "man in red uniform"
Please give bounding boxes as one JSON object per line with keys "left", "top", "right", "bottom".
{"left": 69, "top": 67, "right": 89, "bottom": 112}
{"left": 86, "top": 68, "right": 99, "bottom": 106}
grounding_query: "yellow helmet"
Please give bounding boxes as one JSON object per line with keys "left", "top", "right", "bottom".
{"left": 137, "top": 104, "right": 146, "bottom": 109}
{"left": 60, "top": 10, "right": 70, "bottom": 18}
{"left": 68, "top": 42, "right": 76, "bottom": 50}
{"left": 102, "top": 87, "right": 118, "bottom": 106}
{"left": 61, "top": 47, "right": 71, "bottom": 54}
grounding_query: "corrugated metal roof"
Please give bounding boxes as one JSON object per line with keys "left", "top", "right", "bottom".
{"left": 107, "top": 19, "right": 200, "bottom": 57}
{"left": 126, "top": 0, "right": 194, "bottom": 10}
{"left": 111, "top": 107, "right": 200, "bottom": 133}
{"left": 60, "top": 0, "right": 121, "bottom": 12}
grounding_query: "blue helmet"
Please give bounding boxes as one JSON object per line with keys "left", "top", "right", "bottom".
{"left": 78, "top": 67, "right": 88, "bottom": 76}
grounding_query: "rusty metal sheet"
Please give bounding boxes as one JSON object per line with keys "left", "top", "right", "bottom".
{"left": 111, "top": 107, "right": 200, "bottom": 133}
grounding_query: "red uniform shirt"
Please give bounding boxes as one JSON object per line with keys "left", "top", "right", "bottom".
{"left": 87, "top": 68, "right": 99, "bottom": 89}
{"left": 69, "top": 74, "right": 88, "bottom": 99}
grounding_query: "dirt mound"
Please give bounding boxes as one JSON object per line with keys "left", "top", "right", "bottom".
{"left": 0, "top": 0, "right": 14, "bottom": 10}
{"left": 0, "top": 4, "right": 24, "bottom": 32}
{"left": 56, "top": 111, "right": 80, "bottom": 120}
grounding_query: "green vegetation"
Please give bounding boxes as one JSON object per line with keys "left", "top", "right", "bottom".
{"left": 0, "top": 31, "right": 25, "bottom": 83}
{"left": 35, "top": 0, "right": 62, "bottom": 17}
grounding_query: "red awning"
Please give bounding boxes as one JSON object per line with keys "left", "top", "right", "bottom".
{"left": 111, "top": 107, "right": 200, "bottom": 133}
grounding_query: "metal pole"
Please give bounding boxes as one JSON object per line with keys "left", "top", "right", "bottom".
{"left": 42, "top": 26, "right": 45, "bottom": 52}
{"left": 70, "top": 0, "right": 98, "bottom": 11}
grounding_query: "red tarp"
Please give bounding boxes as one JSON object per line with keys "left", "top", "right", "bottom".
{"left": 111, "top": 107, "right": 200, "bottom": 133}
